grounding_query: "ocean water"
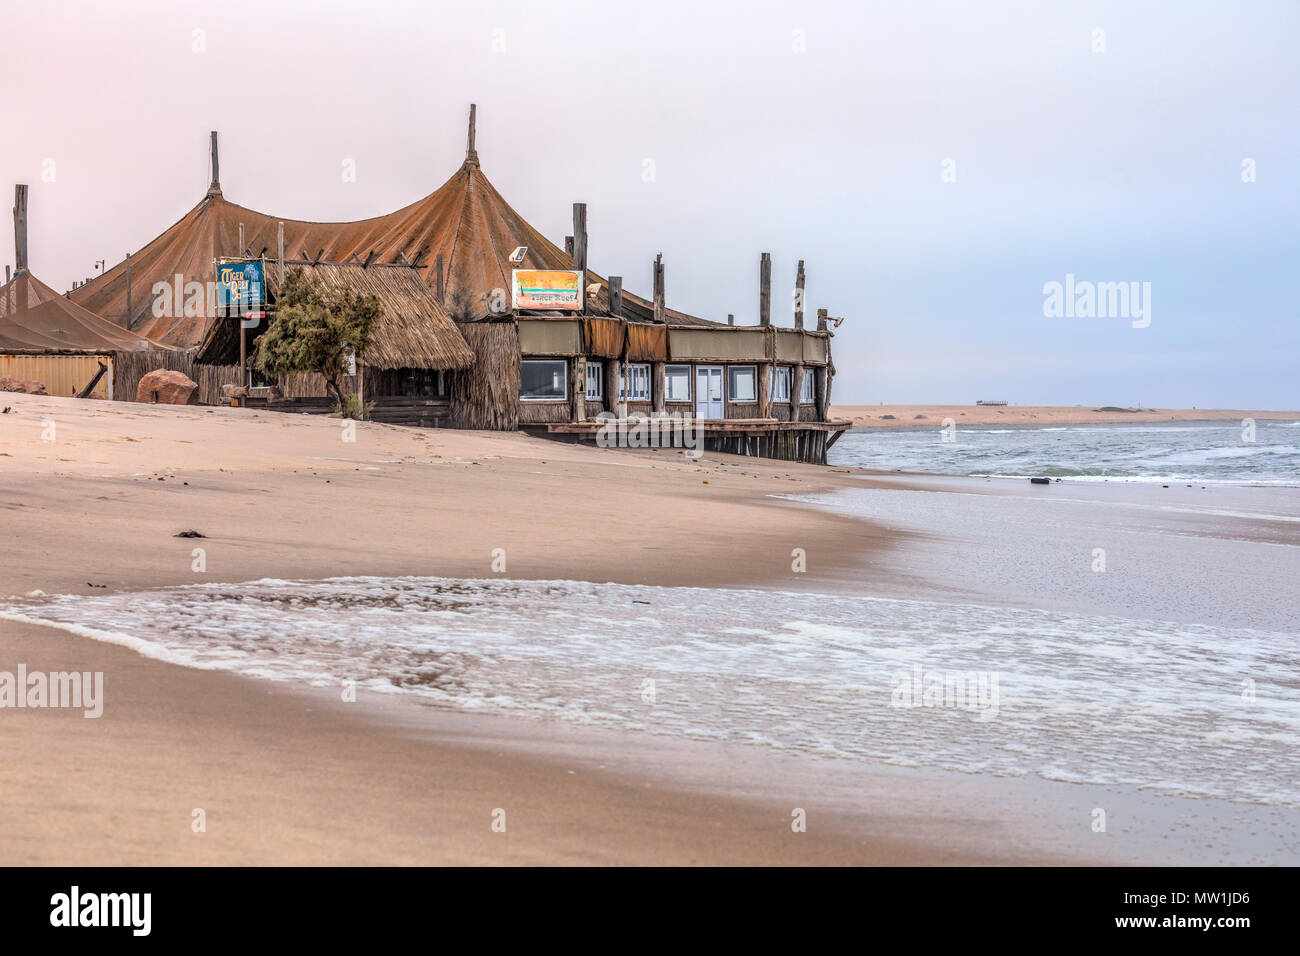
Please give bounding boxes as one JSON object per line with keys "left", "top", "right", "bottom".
{"left": 828, "top": 421, "right": 1300, "bottom": 483}
{"left": 6, "top": 575, "right": 1299, "bottom": 807}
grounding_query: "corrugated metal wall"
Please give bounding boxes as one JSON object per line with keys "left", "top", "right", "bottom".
{"left": 1, "top": 354, "right": 112, "bottom": 399}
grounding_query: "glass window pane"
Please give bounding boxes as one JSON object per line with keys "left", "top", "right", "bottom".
{"left": 666, "top": 365, "right": 691, "bottom": 402}
{"left": 521, "top": 360, "right": 566, "bottom": 400}
{"left": 728, "top": 366, "right": 756, "bottom": 402}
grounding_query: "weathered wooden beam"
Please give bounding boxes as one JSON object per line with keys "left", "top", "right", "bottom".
{"left": 727, "top": 313, "right": 734, "bottom": 326}
{"left": 465, "top": 104, "right": 479, "bottom": 166}
{"left": 12, "top": 184, "right": 28, "bottom": 274}
{"left": 209, "top": 131, "right": 220, "bottom": 192}
{"left": 435, "top": 253, "right": 445, "bottom": 305}
{"left": 572, "top": 203, "right": 588, "bottom": 275}
{"left": 653, "top": 361, "right": 666, "bottom": 414}
{"left": 794, "top": 260, "right": 805, "bottom": 329}
{"left": 572, "top": 356, "right": 586, "bottom": 423}
{"left": 239, "top": 223, "right": 245, "bottom": 258}
{"left": 609, "top": 275, "right": 623, "bottom": 317}
{"left": 652, "top": 254, "right": 665, "bottom": 324}
{"left": 124, "top": 253, "right": 132, "bottom": 324}
{"left": 277, "top": 222, "right": 285, "bottom": 282}
{"left": 759, "top": 252, "right": 771, "bottom": 327}
{"left": 790, "top": 364, "right": 804, "bottom": 424}
{"left": 817, "top": 307, "right": 828, "bottom": 332}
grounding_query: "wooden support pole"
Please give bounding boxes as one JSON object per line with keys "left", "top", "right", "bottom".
{"left": 572, "top": 203, "right": 588, "bottom": 276}
{"left": 125, "top": 253, "right": 132, "bottom": 324}
{"left": 759, "top": 252, "right": 771, "bottom": 327}
{"left": 727, "top": 313, "right": 734, "bottom": 326}
{"left": 605, "top": 358, "right": 622, "bottom": 419}
{"left": 278, "top": 222, "right": 285, "bottom": 282}
{"left": 239, "top": 223, "right": 245, "bottom": 258}
{"left": 652, "top": 362, "right": 666, "bottom": 414}
{"left": 609, "top": 276, "right": 623, "bottom": 317}
{"left": 465, "top": 104, "right": 479, "bottom": 166}
{"left": 209, "top": 131, "right": 220, "bottom": 193}
{"left": 817, "top": 307, "right": 828, "bottom": 332}
{"left": 570, "top": 356, "right": 585, "bottom": 423}
{"left": 4, "top": 266, "right": 9, "bottom": 283}
{"left": 434, "top": 253, "right": 445, "bottom": 305}
{"left": 12, "top": 184, "right": 28, "bottom": 274}
{"left": 652, "top": 253, "right": 665, "bottom": 324}
{"left": 794, "top": 260, "right": 805, "bottom": 329}
{"left": 815, "top": 366, "right": 829, "bottom": 422}
{"left": 790, "top": 364, "right": 804, "bottom": 424}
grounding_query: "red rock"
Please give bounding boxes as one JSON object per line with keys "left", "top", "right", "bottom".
{"left": 136, "top": 369, "right": 199, "bottom": 405}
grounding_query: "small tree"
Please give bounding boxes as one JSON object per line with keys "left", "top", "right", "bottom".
{"left": 255, "top": 269, "right": 380, "bottom": 414}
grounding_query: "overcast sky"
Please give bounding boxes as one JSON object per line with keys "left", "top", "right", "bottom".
{"left": 2, "top": 0, "right": 1295, "bottom": 406}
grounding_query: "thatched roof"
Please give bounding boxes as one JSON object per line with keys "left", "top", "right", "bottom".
{"left": 71, "top": 123, "right": 722, "bottom": 347}
{"left": 194, "top": 261, "right": 473, "bottom": 372}
{"left": 0, "top": 270, "right": 161, "bottom": 353}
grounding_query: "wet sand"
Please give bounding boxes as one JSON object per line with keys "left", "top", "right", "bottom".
{"left": 1, "top": 392, "right": 1294, "bottom": 864}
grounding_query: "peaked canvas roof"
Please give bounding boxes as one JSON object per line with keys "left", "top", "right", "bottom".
{"left": 0, "top": 270, "right": 160, "bottom": 352}
{"left": 71, "top": 136, "right": 720, "bottom": 348}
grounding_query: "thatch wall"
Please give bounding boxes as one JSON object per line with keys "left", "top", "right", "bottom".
{"left": 518, "top": 401, "right": 570, "bottom": 424}
{"left": 449, "top": 320, "right": 518, "bottom": 430}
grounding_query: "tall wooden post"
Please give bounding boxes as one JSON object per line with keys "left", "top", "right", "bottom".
{"left": 652, "top": 254, "right": 665, "bottom": 324}
{"left": 572, "top": 202, "right": 588, "bottom": 268}
{"left": 790, "top": 364, "right": 804, "bottom": 424}
{"left": 4, "top": 266, "right": 9, "bottom": 283}
{"left": 278, "top": 222, "right": 285, "bottom": 282}
{"left": 208, "top": 131, "right": 220, "bottom": 194}
{"left": 815, "top": 366, "right": 829, "bottom": 422}
{"left": 239, "top": 222, "right": 245, "bottom": 258}
{"left": 572, "top": 356, "right": 586, "bottom": 422}
{"left": 465, "top": 104, "right": 479, "bottom": 166}
{"left": 125, "top": 253, "right": 132, "bottom": 325}
{"left": 12, "top": 185, "right": 28, "bottom": 274}
{"left": 727, "top": 313, "right": 734, "bottom": 326}
{"left": 794, "top": 260, "right": 805, "bottom": 329}
{"left": 759, "top": 252, "right": 771, "bottom": 327}
{"left": 434, "top": 253, "right": 445, "bottom": 306}
{"left": 609, "top": 275, "right": 623, "bottom": 317}
{"left": 605, "top": 358, "right": 622, "bottom": 419}
{"left": 816, "top": 307, "right": 828, "bottom": 332}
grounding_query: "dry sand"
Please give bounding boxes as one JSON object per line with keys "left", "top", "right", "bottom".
{"left": 4, "top": 394, "right": 1288, "bottom": 865}
{"left": 832, "top": 404, "right": 1300, "bottom": 429}
{"left": 1, "top": 391, "right": 963, "bottom": 866}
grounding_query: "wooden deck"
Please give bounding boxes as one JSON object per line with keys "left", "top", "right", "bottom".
{"left": 527, "top": 417, "right": 851, "bottom": 464}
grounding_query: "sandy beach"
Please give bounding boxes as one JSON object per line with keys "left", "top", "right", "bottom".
{"left": 832, "top": 404, "right": 1300, "bottom": 429}
{"left": 2, "top": 392, "right": 1297, "bottom": 866}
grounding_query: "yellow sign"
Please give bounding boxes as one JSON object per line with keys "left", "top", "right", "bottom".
{"left": 512, "top": 270, "right": 582, "bottom": 311}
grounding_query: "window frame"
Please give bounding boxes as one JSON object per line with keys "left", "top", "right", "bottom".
{"left": 584, "top": 360, "right": 603, "bottom": 400}
{"left": 519, "top": 358, "right": 568, "bottom": 402}
{"left": 726, "top": 364, "right": 758, "bottom": 403}
{"left": 665, "top": 364, "right": 692, "bottom": 403}
{"left": 620, "top": 362, "right": 652, "bottom": 403}
{"left": 772, "top": 366, "right": 792, "bottom": 403}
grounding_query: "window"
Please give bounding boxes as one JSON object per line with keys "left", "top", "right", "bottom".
{"left": 665, "top": 364, "right": 692, "bottom": 402}
{"left": 772, "top": 366, "right": 791, "bottom": 403}
{"left": 727, "top": 365, "right": 757, "bottom": 403}
{"left": 585, "top": 361, "right": 603, "bottom": 400}
{"left": 801, "top": 369, "right": 816, "bottom": 403}
{"left": 620, "top": 363, "right": 651, "bottom": 402}
{"left": 520, "top": 359, "right": 566, "bottom": 401}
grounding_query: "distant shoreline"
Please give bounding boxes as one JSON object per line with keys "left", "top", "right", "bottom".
{"left": 831, "top": 405, "right": 1300, "bottom": 429}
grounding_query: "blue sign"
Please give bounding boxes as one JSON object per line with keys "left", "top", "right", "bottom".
{"left": 216, "top": 260, "right": 264, "bottom": 312}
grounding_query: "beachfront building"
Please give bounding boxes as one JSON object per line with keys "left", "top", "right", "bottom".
{"left": 64, "top": 109, "right": 846, "bottom": 461}
{"left": 1, "top": 186, "right": 168, "bottom": 399}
